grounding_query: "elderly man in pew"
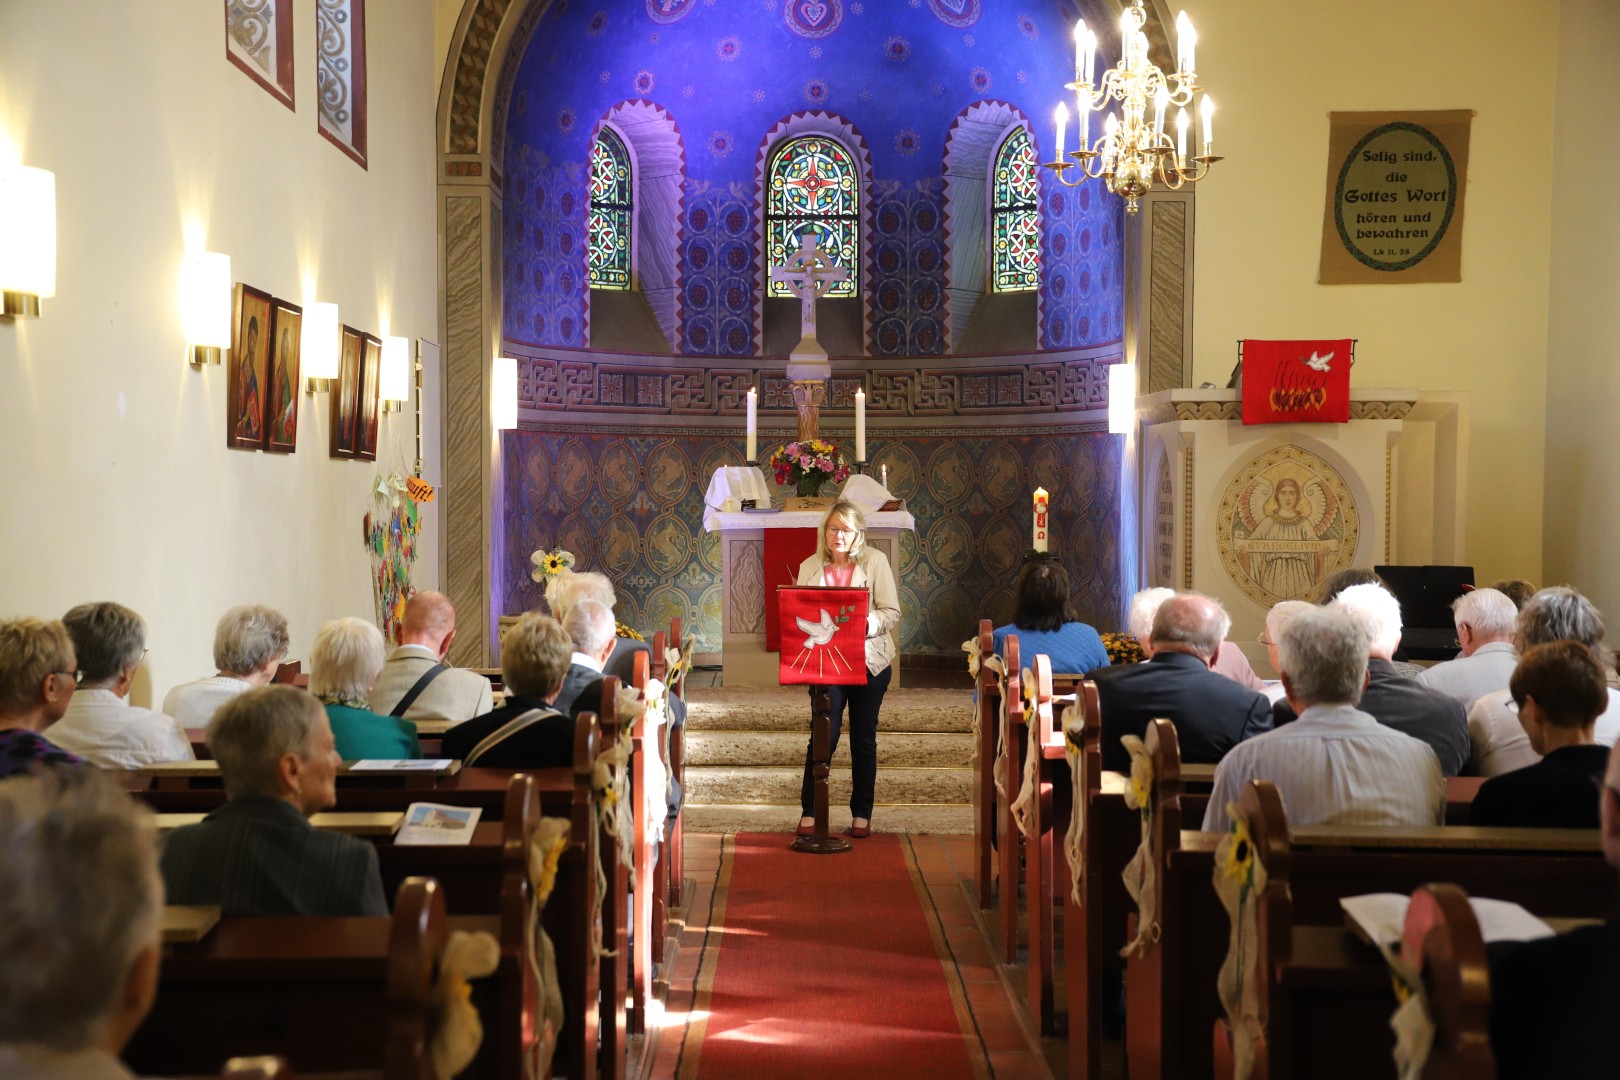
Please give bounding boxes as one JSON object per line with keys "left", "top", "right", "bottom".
{"left": 1470, "top": 640, "right": 1611, "bottom": 829}
{"left": 1086, "top": 591, "right": 1273, "bottom": 772}
{"left": 552, "top": 599, "right": 619, "bottom": 715}
{"left": 1488, "top": 738, "right": 1620, "bottom": 1075}
{"left": 1414, "top": 586, "right": 1520, "bottom": 707}
{"left": 160, "top": 685, "right": 388, "bottom": 916}
{"left": 441, "top": 612, "right": 576, "bottom": 767}
{"left": 162, "top": 604, "right": 290, "bottom": 731}
{"left": 368, "top": 591, "right": 492, "bottom": 726}
{"left": 1273, "top": 582, "right": 1470, "bottom": 775}
{"left": 0, "top": 770, "right": 162, "bottom": 1080}
{"left": 0, "top": 618, "right": 86, "bottom": 776}
{"left": 1468, "top": 586, "right": 1620, "bottom": 776}
{"left": 1204, "top": 606, "right": 1444, "bottom": 831}
{"left": 44, "top": 602, "right": 193, "bottom": 768}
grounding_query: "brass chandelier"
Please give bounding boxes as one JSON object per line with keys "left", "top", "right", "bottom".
{"left": 1046, "top": 0, "right": 1220, "bottom": 213}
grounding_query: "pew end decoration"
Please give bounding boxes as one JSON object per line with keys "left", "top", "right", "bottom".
{"left": 1391, "top": 883, "right": 1493, "bottom": 1080}
{"left": 1119, "top": 719, "right": 1173, "bottom": 958}
{"left": 1212, "top": 780, "right": 1281, "bottom": 1080}
{"left": 525, "top": 815, "right": 572, "bottom": 1080}
{"left": 428, "top": 928, "right": 501, "bottom": 1078}
{"left": 529, "top": 546, "right": 576, "bottom": 583}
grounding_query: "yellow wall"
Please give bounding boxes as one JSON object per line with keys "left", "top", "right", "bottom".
{"left": 0, "top": 2, "right": 440, "bottom": 703}
{"left": 1191, "top": 0, "right": 1557, "bottom": 585}
{"left": 1544, "top": 0, "right": 1620, "bottom": 615}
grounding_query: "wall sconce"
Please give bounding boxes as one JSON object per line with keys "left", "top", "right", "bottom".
{"left": 180, "top": 251, "right": 232, "bottom": 366}
{"left": 379, "top": 335, "right": 409, "bottom": 413}
{"left": 1108, "top": 362, "right": 1135, "bottom": 434}
{"left": 301, "top": 301, "right": 340, "bottom": 394}
{"left": 493, "top": 356, "right": 518, "bottom": 430}
{"left": 0, "top": 165, "right": 56, "bottom": 319}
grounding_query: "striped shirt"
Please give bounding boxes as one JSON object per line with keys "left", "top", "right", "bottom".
{"left": 1202, "top": 701, "right": 1444, "bottom": 832}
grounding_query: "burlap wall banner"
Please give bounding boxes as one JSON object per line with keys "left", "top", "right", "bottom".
{"left": 1319, "top": 110, "right": 1473, "bottom": 285}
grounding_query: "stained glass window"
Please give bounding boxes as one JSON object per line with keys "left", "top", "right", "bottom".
{"left": 588, "top": 128, "right": 632, "bottom": 290}
{"left": 766, "top": 136, "right": 858, "bottom": 298}
{"left": 991, "top": 127, "right": 1040, "bottom": 293}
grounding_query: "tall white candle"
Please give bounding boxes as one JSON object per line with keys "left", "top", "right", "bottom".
{"left": 855, "top": 389, "right": 866, "bottom": 460}
{"left": 1200, "top": 95, "right": 1215, "bottom": 154}
{"left": 1033, "top": 487, "right": 1050, "bottom": 553}
{"left": 881, "top": 464, "right": 888, "bottom": 490}
{"left": 746, "top": 387, "right": 757, "bottom": 461}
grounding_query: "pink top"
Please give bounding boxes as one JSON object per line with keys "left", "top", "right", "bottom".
{"left": 823, "top": 561, "right": 857, "bottom": 588}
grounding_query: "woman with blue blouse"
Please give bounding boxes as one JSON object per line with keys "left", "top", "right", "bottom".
{"left": 992, "top": 561, "right": 1109, "bottom": 677}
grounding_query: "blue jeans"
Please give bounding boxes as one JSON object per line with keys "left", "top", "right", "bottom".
{"left": 799, "top": 666, "right": 891, "bottom": 820}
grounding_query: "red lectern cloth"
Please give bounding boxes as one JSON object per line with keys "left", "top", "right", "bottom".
{"left": 762, "top": 527, "right": 822, "bottom": 651}
{"left": 1241, "top": 339, "right": 1353, "bottom": 424}
{"left": 778, "top": 587, "right": 869, "bottom": 686}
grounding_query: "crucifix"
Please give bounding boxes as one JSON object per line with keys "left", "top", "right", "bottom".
{"left": 769, "top": 233, "right": 849, "bottom": 443}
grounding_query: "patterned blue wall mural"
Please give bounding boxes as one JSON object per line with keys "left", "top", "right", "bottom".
{"left": 501, "top": 0, "right": 1122, "bottom": 357}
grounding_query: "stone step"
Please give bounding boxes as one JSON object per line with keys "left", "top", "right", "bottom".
{"left": 684, "top": 687, "right": 974, "bottom": 733}
{"left": 686, "top": 730, "right": 972, "bottom": 769}
{"left": 684, "top": 803, "right": 971, "bottom": 835}
{"left": 686, "top": 764, "right": 972, "bottom": 806}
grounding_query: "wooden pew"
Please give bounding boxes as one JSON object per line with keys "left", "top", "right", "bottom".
{"left": 627, "top": 650, "right": 659, "bottom": 1037}
{"left": 1021, "top": 655, "right": 1061, "bottom": 1035}
{"left": 972, "top": 619, "right": 999, "bottom": 912}
{"left": 996, "top": 635, "right": 1026, "bottom": 963}
{"left": 597, "top": 677, "right": 630, "bottom": 1080}
{"left": 656, "top": 614, "right": 689, "bottom": 911}
{"left": 1126, "top": 725, "right": 1610, "bottom": 1080}
{"left": 1214, "top": 784, "right": 1498, "bottom": 1079}
{"left": 126, "top": 877, "right": 507, "bottom": 1077}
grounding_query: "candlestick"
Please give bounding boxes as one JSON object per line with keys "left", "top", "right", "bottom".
{"left": 746, "top": 387, "right": 757, "bottom": 462}
{"left": 880, "top": 463, "right": 888, "bottom": 491}
{"left": 1033, "top": 487, "right": 1049, "bottom": 553}
{"left": 854, "top": 389, "right": 866, "bottom": 461}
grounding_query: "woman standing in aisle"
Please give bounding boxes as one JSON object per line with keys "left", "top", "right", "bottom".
{"left": 796, "top": 500, "right": 902, "bottom": 839}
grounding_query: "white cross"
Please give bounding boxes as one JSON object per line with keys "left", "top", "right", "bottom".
{"left": 769, "top": 234, "right": 849, "bottom": 349}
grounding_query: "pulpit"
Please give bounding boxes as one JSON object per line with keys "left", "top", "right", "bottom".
{"left": 707, "top": 508, "right": 916, "bottom": 688}
{"left": 1135, "top": 387, "right": 1467, "bottom": 670}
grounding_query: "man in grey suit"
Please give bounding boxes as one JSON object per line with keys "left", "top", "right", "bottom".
{"left": 369, "top": 592, "right": 493, "bottom": 726}
{"left": 160, "top": 685, "right": 389, "bottom": 916}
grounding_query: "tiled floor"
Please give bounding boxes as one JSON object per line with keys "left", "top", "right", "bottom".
{"left": 645, "top": 832, "right": 1056, "bottom": 1080}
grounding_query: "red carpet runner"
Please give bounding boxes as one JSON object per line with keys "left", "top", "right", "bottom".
{"left": 677, "top": 833, "right": 983, "bottom": 1079}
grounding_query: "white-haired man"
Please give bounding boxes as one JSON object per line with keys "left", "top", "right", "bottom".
{"left": 45, "top": 602, "right": 193, "bottom": 768}
{"left": 369, "top": 591, "right": 493, "bottom": 726}
{"left": 0, "top": 771, "right": 164, "bottom": 1079}
{"left": 1415, "top": 587, "right": 1519, "bottom": 707}
{"left": 1203, "top": 607, "right": 1443, "bottom": 831}
{"left": 1092, "top": 592, "right": 1273, "bottom": 773}
{"left": 553, "top": 599, "right": 617, "bottom": 716}
{"left": 163, "top": 604, "right": 290, "bottom": 730}
{"left": 1105, "top": 586, "right": 1266, "bottom": 690}
{"left": 161, "top": 685, "right": 387, "bottom": 916}
{"left": 1274, "top": 583, "right": 1468, "bottom": 775}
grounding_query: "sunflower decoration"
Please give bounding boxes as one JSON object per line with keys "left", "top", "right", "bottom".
{"left": 962, "top": 635, "right": 983, "bottom": 680}
{"left": 1122, "top": 738, "right": 1154, "bottom": 812}
{"left": 529, "top": 547, "right": 576, "bottom": 583}
{"left": 1102, "top": 630, "right": 1146, "bottom": 666}
{"left": 1220, "top": 807, "right": 1257, "bottom": 887}
{"left": 1020, "top": 667, "right": 1036, "bottom": 717}
{"left": 529, "top": 819, "right": 571, "bottom": 906}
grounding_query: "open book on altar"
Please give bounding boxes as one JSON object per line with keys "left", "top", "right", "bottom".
{"left": 1341, "top": 892, "right": 1554, "bottom": 950}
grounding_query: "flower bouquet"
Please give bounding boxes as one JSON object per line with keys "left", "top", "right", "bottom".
{"left": 767, "top": 438, "right": 851, "bottom": 500}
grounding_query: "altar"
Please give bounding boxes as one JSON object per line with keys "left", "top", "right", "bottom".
{"left": 707, "top": 508, "right": 917, "bottom": 688}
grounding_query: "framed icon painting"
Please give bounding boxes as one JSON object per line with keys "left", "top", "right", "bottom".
{"left": 227, "top": 283, "right": 273, "bottom": 451}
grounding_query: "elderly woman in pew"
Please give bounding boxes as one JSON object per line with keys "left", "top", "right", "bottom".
{"left": 441, "top": 612, "right": 577, "bottom": 768}
{"left": 1488, "top": 740, "right": 1620, "bottom": 1075}
{"left": 1469, "top": 640, "right": 1611, "bottom": 829}
{"left": 0, "top": 770, "right": 164, "bottom": 1079}
{"left": 310, "top": 617, "right": 420, "bottom": 760}
{"left": 0, "top": 617, "right": 86, "bottom": 777}
{"left": 991, "top": 560, "right": 1108, "bottom": 676}
{"left": 161, "top": 685, "right": 389, "bottom": 916}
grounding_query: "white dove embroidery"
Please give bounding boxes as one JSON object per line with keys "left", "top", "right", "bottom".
{"left": 1303, "top": 350, "right": 1334, "bottom": 372}
{"left": 795, "top": 609, "right": 839, "bottom": 650}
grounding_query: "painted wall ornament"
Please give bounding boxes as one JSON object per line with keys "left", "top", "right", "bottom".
{"left": 1218, "top": 445, "right": 1359, "bottom": 606}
